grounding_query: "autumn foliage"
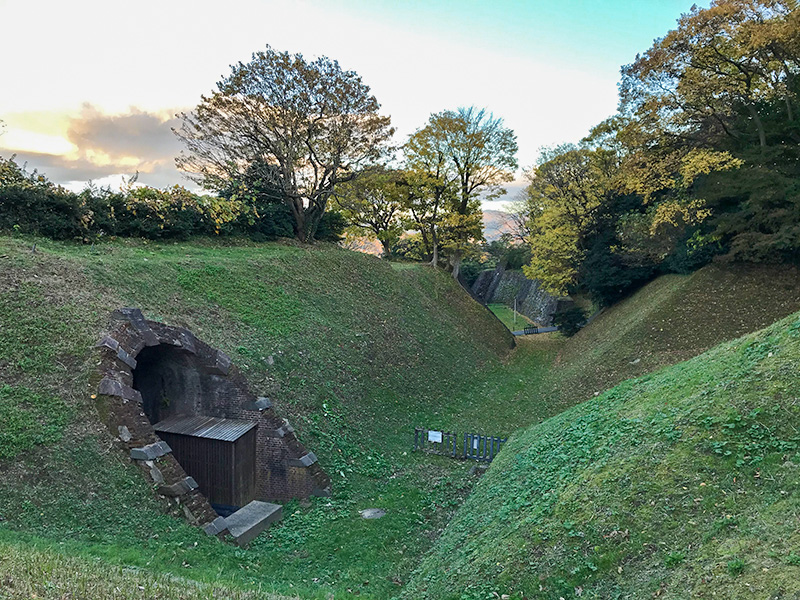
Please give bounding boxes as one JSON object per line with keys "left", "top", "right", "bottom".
{"left": 522, "top": 0, "right": 800, "bottom": 305}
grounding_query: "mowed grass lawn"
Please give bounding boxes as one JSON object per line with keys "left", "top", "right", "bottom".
{"left": 488, "top": 303, "right": 534, "bottom": 331}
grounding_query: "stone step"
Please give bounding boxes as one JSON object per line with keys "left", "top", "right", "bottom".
{"left": 223, "top": 501, "right": 282, "bottom": 547}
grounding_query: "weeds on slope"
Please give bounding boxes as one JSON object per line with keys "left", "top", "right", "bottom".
{"left": 405, "top": 313, "right": 800, "bottom": 599}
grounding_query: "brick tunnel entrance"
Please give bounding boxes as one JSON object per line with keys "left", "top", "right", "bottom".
{"left": 96, "top": 308, "right": 330, "bottom": 527}
{"left": 133, "top": 344, "right": 225, "bottom": 425}
{"left": 131, "top": 344, "right": 259, "bottom": 513}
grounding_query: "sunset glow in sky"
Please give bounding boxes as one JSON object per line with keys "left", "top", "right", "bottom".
{"left": 0, "top": 0, "right": 706, "bottom": 202}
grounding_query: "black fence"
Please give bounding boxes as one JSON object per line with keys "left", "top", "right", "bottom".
{"left": 413, "top": 428, "right": 459, "bottom": 457}
{"left": 521, "top": 325, "right": 559, "bottom": 335}
{"left": 414, "top": 428, "right": 507, "bottom": 463}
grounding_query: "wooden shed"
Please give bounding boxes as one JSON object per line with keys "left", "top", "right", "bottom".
{"left": 154, "top": 415, "right": 257, "bottom": 511}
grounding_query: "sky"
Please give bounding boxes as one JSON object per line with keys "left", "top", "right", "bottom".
{"left": 0, "top": 0, "right": 705, "bottom": 207}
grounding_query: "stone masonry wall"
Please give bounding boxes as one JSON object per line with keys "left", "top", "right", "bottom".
{"left": 471, "top": 265, "right": 570, "bottom": 326}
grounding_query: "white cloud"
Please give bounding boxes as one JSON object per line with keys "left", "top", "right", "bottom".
{"left": 1, "top": 0, "right": 633, "bottom": 192}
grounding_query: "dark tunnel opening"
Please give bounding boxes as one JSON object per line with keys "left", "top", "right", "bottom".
{"left": 132, "top": 344, "right": 202, "bottom": 425}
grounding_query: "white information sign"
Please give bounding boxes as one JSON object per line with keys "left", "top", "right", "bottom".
{"left": 427, "top": 430, "right": 443, "bottom": 443}
{"left": 473, "top": 438, "right": 480, "bottom": 450}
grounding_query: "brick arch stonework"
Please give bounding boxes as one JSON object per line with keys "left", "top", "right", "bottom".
{"left": 94, "top": 308, "right": 330, "bottom": 537}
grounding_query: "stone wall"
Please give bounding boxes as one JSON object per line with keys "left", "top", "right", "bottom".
{"left": 471, "top": 265, "right": 570, "bottom": 326}
{"left": 94, "top": 308, "right": 331, "bottom": 536}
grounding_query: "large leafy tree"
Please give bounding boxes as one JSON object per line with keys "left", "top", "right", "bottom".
{"left": 620, "top": 0, "right": 800, "bottom": 149}
{"left": 406, "top": 107, "right": 518, "bottom": 277}
{"left": 402, "top": 130, "right": 459, "bottom": 266}
{"left": 520, "top": 0, "right": 799, "bottom": 304}
{"left": 522, "top": 144, "right": 617, "bottom": 294}
{"left": 616, "top": 0, "right": 797, "bottom": 264}
{"left": 174, "top": 46, "right": 394, "bottom": 242}
{"left": 335, "top": 167, "right": 405, "bottom": 256}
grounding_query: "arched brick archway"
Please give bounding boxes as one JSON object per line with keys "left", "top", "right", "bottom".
{"left": 94, "top": 308, "right": 330, "bottom": 538}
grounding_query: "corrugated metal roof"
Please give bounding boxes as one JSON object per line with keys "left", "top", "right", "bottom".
{"left": 153, "top": 415, "right": 256, "bottom": 442}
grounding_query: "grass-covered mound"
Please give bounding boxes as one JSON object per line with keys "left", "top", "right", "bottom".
{"left": 405, "top": 311, "right": 800, "bottom": 599}
{"left": 2, "top": 233, "right": 800, "bottom": 599}
{"left": 541, "top": 263, "right": 800, "bottom": 414}
{"left": 0, "top": 235, "right": 515, "bottom": 599}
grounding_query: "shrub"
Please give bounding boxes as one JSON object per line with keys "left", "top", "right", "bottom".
{"left": 0, "top": 157, "right": 89, "bottom": 240}
{"left": 391, "top": 234, "right": 427, "bottom": 261}
{"left": 459, "top": 259, "right": 485, "bottom": 287}
{"left": 663, "top": 228, "right": 725, "bottom": 274}
{"left": 238, "top": 203, "right": 295, "bottom": 241}
{"left": 0, "top": 184, "right": 87, "bottom": 240}
{"left": 0, "top": 155, "right": 335, "bottom": 243}
{"left": 315, "top": 210, "right": 347, "bottom": 242}
{"left": 553, "top": 306, "right": 587, "bottom": 337}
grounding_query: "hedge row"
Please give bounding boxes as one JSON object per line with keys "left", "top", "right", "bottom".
{"left": 0, "top": 157, "right": 343, "bottom": 242}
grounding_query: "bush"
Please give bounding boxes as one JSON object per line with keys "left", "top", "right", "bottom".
{"left": 459, "top": 259, "right": 485, "bottom": 287}
{"left": 391, "top": 234, "right": 428, "bottom": 261}
{"left": 662, "top": 228, "right": 725, "bottom": 274}
{"left": 553, "top": 306, "right": 587, "bottom": 337}
{"left": 0, "top": 158, "right": 88, "bottom": 240}
{"left": 239, "top": 203, "right": 294, "bottom": 241}
{"left": 315, "top": 210, "right": 347, "bottom": 242}
{"left": 0, "top": 184, "right": 87, "bottom": 240}
{"left": 0, "top": 155, "right": 342, "bottom": 243}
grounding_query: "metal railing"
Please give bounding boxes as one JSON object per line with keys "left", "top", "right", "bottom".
{"left": 414, "top": 428, "right": 507, "bottom": 462}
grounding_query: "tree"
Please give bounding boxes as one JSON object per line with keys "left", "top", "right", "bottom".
{"left": 620, "top": 0, "right": 800, "bottom": 150}
{"left": 406, "top": 107, "right": 518, "bottom": 277}
{"left": 402, "top": 133, "right": 458, "bottom": 266}
{"left": 335, "top": 167, "right": 405, "bottom": 256}
{"left": 174, "top": 46, "right": 394, "bottom": 242}
{"left": 506, "top": 198, "right": 534, "bottom": 244}
{"left": 522, "top": 144, "right": 617, "bottom": 294}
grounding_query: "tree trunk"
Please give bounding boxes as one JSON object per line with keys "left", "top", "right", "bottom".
{"left": 450, "top": 250, "right": 462, "bottom": 280}
{"left": 418, "top": 226, "right": 432, "bottom": 261}
{"left": 429, "top": 227, "right": 439, "bottom": 267}
{"left": 301, "top": 198, "right": 327, "bottom": 243}
{"left": 379, "top": 238, "right": 391, "bottom": 258}
{"left": 747, "top": 104, "right": 767, "bottom": 148}
{"left": 288, "top": 198, "right": 307, "bottom": 242}
{"left": 305, "top": 209, "right": 322, "bottom": 243}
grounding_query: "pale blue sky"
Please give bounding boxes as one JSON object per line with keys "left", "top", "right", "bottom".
{"left": 0, "top": 0, "right": 705, "bottom": 198}
{"left": 327, "top": 0, "right": 697, "bottom": 68}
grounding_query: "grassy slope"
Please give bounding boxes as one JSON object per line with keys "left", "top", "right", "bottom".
{"left": 472, "top": 263, "right": 800, "bottom": 441}
{"left": 0, "top": 542, "right": 295, "bottom": 600}
{"left": 539, "top": 263, "right": 800, "bottom": 416}
{"left": 0, "top": 235, "right": 528, "bottom": 600}
{"left": 2, "top": 234, "right": 800, "bottom": 599}
{"left": 405, "top": 312, "right": 800, "bottom": 598}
